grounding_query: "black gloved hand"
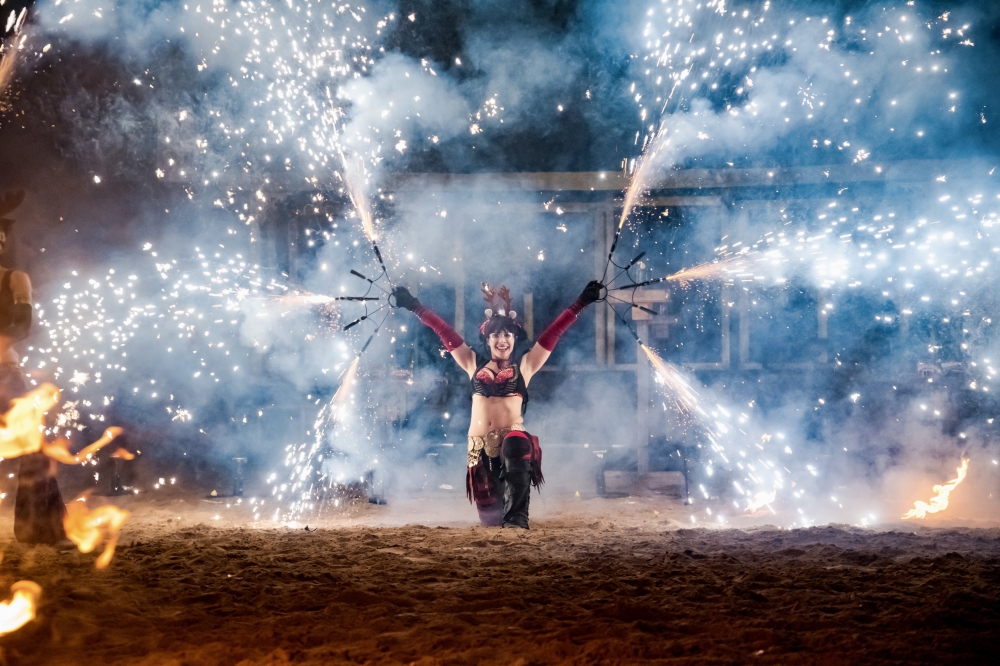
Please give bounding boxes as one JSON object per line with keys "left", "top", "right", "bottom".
{"left": 391, "top": 286, "right": 420, "bottom": 311}
{"left": 579, "top": 280, "right": 604, "bottom": 306}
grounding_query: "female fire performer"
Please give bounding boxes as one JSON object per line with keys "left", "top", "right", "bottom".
{"left": 0, "top": 189, "right": 66, "bottom": 544}
{"left": 391, "top": 280, "right": 602, "bottom": 528}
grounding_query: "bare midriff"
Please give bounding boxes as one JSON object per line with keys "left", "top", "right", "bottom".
{"left": 469, "top": 394, "right": 523, "bottom": 437}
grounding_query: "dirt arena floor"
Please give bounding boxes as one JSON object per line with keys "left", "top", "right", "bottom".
{"left": 0, "top": 492, "right": 998, "bottom": 665}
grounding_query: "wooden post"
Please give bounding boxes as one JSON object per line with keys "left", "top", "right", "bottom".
{"left": 817, "top": 289, "right": 829, "bottom": 363}
{"left": 523, "top": 292, "right": 534, "bottom": 340}
{"left": 594, "top": 206, "right": 609, "bottom": 364}
{"left": 720, "top": 212, "right": 732, "bottom": 368}
{"left": 605, "top": 206, "right": 617, "bottom": 366}
{"left": 721, "top": 284, "right": 732, "bottom": 368}
{"left": 454, "top": 240, "right": 465, "bottom": 341}
{"left": 286, "top": 212, "right": 298, "bottom": 281}
{"left": 739, "top": 284, "right": 751, "bottom": 367}
{"left": 636, "top": 320, "right": 651, "bottom": 476}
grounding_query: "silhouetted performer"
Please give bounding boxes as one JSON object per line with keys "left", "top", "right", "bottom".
{"left": 392, "top": 280, "right": 601, "bottom": 528}
{"left": 0, "top": 190, "right": 66, "bottom": 544}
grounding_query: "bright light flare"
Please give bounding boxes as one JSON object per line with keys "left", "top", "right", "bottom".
{"left": 63, "top": 502, "right": 131, "bottom": 569}
{"left": 0, "top": 384, "right": 61, "bottom": 459}
{"left": 902, "top": 458, "right": 969, "bottom": 519}
{"left": 746, "top": 488, "right": 777, "bottom": 513}
{"left": 0, "top": 581, "right": 41, "bottom": 637}
{"left": 274, "top": 292, "right": 338, "bottom": 307}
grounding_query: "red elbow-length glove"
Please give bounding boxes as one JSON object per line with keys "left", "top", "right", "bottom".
{"left": 537, "top": 281, "right": 603, "bottom": 351}
{"left": 391, "top": 286, "right": 464, "bottom": 351}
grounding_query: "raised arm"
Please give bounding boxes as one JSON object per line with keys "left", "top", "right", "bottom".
{"left": 521, "top": 281, "right": 602, "bottom": 382}
{"left": 391, "top": 286, "right": 478, "bottom": 377}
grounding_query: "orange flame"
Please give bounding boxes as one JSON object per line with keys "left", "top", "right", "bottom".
{"left": 0, "top": 384, "right": 60, "bottom": 459}
{"left": 63, "top": 502, "right": 131, "bottom": 569}
{"left": 41, "top": 427, "right": 124, "bottom": 465}
{"left": 0, "top": 581, "right": 41, "bottom": 636}
{"left": 902, "top": 458, "right": 970, "bottom": 519}
{"left": 111, "top": 448, "right": 135, "bottom": 460}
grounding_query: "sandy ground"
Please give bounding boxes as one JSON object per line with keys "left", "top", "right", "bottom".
{"left": 0, "top": 492, "right": 998, "bottom": 665}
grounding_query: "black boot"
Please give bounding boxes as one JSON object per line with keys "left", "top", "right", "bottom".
{"left": 468, "top": 454, "right": 505, "bottom": 527}
{"left": 14, "top": 452, "right": 67, "bottom": 544}
{"left": 501, "top": 434, "right": 532, "bottom": 529}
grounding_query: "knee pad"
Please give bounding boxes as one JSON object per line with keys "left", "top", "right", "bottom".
{"left": 502, "top": 432, "right": 532, "bottom": 460}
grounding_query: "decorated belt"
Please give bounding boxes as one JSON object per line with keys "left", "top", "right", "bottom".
{"left": 467, "top": 423, "right": 527, "bottom": 467}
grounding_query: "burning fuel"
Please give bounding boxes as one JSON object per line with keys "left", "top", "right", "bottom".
{"left": 63, "top": 501, "right": 131, "bottom": 569}
{"left": 902, "top": 459, "right": 970, "bottom": 520}
{"left": 42, "top": 426, "right": 123, "bottom": 465}
{"left": 0, "top": 581, "right": 41, "bottom": 637}
{"left": 0, "top": 384, "right": 61, "bottom": 459}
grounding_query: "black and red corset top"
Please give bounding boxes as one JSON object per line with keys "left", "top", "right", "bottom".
{"left": 471, "top": 359, "right": 527, "bottom": 401}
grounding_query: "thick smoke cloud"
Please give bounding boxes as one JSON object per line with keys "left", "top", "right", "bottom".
{"left": 1, "top": 0, "right": 999, "bottom": 525}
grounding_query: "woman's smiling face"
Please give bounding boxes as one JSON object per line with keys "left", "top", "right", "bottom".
{"left": 487, "top": 330, "right": 515, "bottom": 360}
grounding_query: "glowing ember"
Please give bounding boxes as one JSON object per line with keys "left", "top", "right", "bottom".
{"left": 111, "top": 448, "right": 135, "bottom": 460}
{"left": 63, "top": 502, "right": 131, "bottom": 569}
{"left": 902, "top": 459, "right": 970, "bottom": 520}
{"left": 0, "top": 581, "right": 41, "bottom": 637}
{"left": 42, "top": 426, "right": 123, "bottom": 465}
{"left": 0, "top": 384, "right": 61, "bottom": 459}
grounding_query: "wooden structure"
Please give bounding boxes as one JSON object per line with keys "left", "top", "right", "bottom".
{"left": 249, "top": 158, "right": 989, "bottom": 484}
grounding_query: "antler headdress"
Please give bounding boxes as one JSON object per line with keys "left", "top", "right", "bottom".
{"left": 482, "top": 283, "right": 516, "bottom": 320}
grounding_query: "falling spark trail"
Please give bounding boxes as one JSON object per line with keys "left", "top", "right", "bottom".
{"left": 902, "top": 459, "right": 970, "bottom": 519}
{"left": 618, "top": 126, "right": 670, "bottom": 231}
{"left": 0, "top": 42, "right": 18, "bottom": 102}
{"left": 282, "top": 355, "right": 363, "bottom": 521}
{"left": 641, "top": 344, "right": 702, "bottom": 417}
{"left": 326, "top": 356, "right": 361, "bottom": 422}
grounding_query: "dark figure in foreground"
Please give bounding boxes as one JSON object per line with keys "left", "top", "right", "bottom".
{"left": 392, "top": 280, "right": 601, "bottom": 528}
{"left": 0, "top": 190, "right": 66, "bottom": 544}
